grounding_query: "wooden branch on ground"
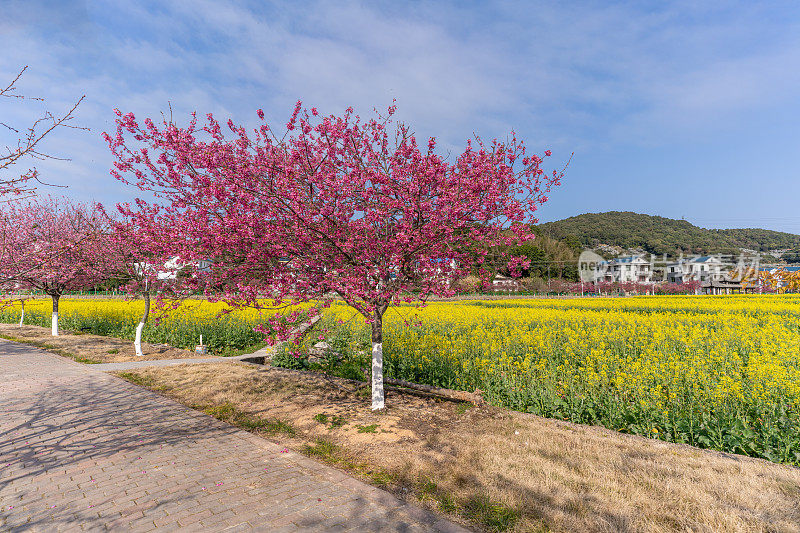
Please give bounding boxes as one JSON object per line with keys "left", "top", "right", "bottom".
{"left": 384, "top": 377, "right": 484, "bottom": 404}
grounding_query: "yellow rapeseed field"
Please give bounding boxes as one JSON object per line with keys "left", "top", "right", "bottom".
{"left": 321, "top": 295, "right": 800, "bottom": 464}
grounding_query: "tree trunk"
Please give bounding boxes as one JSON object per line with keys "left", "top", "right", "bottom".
{"left": 134, "top": 291, "right": 150, "bottom": 357}
{"left": 51, "top": 294, "right": 59, "bottom": 336}
{"left": 19, "top": 300, "right": 25, "bottom": 327}
{"left": 371, "top": 310, "right": 385, "bottom": 410}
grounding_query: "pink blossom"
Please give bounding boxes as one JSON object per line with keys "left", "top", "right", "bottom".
{"left": 105, "top": 102, "right": 563, "bottom": 407}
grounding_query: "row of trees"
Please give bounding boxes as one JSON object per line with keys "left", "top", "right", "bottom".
{"left": 499, "top": 231, "right": 581, "bottom": 280}
{"left": 0, "top": 197, "right": 177, "bottom": 355}
{"left": 0, "top": 198, "right": 110, "bottom": 335}
{"left": 1, "top": 96, "right": 563, "bottom": 410}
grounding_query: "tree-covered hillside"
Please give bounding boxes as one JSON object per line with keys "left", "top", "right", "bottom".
{"left": 538, "top": 212, "right": 800, "bottom": 256}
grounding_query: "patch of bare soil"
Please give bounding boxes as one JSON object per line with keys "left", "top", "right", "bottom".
{"left": 118, "top": 363, "right": 800, "bottom": 533}
{"left": 0, "top": 323, "right": 201, "bottom": 363}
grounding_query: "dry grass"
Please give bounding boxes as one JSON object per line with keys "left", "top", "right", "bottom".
{"left": 0, "top": 323, "right": 201, "bottom": 363}
{"left": 117, "top": 362, "right": 800, "bottom": 533}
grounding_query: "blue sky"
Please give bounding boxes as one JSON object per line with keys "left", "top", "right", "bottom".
{"left": 3, "top": 0, "right": 800, "bottom": 232}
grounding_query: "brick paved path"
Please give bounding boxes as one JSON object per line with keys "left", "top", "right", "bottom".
{"left": 0, "top": 340, "right": 468, "bottom": 532}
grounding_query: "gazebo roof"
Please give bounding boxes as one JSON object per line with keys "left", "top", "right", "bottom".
{"left": 701, "top": 279, "right": 743, "bottom": 289}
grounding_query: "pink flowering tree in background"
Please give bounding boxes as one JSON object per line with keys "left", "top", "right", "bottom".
{"left": 106, "top": 103, "right": 563, "bottom": 409}
{"left": 1, "top": 66, "right": 85, "bottom": 199}
{"left": 105, "top": 209, "right": 193, "bottom": 356}
{"left": 108, "top": 219, "right": 159, "bottom": 357}
{"left": 0, "top": 196, "right": 114, "bottom": 336}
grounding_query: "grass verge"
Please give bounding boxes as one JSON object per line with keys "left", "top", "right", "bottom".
{"left": 200, "top": 402, "right": 296, "bottom": 435}
{"left": 110, "top": 362, "right": 800, "bottom": 532}
{"left": 0, "top": 323, "right": 209, "bottom": 363}
{"left": 116, "top": 371, "right": 159, "bottom": 388}
{"left": 0, "top": 333, "right": 102, "bottom": 364}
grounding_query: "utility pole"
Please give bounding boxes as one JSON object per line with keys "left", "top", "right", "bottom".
{"left": 547, "top": 264, "right": 551, "bottom": 294}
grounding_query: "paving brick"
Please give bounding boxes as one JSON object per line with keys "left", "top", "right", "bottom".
{"left": 0, "top": 340, "right": 468, "bottom": 532}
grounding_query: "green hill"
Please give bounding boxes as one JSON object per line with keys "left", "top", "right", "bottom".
{"left": 537, "top": 211, "right": 800, "bottom": 256}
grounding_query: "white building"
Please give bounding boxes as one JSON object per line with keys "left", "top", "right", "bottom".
{"left": 492, "top": 274, "right": 521, "bottom": 291}
{"left": 666, "top": 256, "right": 725, "bottom": 283}
{"left": 594, "top": 255, "right": 652, "bottom": 283}
{"left": 134, "top": 257, "right": 212, "bottom": 281}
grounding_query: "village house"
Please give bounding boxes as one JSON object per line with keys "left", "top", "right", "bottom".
{"left": 492, "top": 274, "right": 522, "bottom": 291}
{"left": 594, "top": 255, "right": 652, "bottom": 283}
{"left": 666, "top": 256, "right": 725, "bottom": 283}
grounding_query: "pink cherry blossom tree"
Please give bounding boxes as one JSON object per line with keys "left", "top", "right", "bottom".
{"left": 0, "top": 196, "right": 114, "bottom": 335}
{"left": 106, "top": 210, "right": 192, "bottom": 356}
{"left": 106, "top": 103, "right": 562, "bottom": 409}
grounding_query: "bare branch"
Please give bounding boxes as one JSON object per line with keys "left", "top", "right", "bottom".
{"left": 1, "top": 66, "right": 86, "bottom": 197}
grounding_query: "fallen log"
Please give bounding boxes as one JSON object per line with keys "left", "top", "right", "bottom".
{"left": 384, "top": 377, "right": 484, "bottom": 404}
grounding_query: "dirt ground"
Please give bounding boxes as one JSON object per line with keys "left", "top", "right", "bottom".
{"left": 118, "top": 362, "right": 800, "bottom": 533}
{"left": 0, "top": 323, "right": 202, "bottom": 363}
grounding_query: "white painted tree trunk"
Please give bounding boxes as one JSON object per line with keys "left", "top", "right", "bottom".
{"left": 51, "top": 294, "right": 59, "bottom": 336}
{"left": 134, "top": 321, "right": 145, "bottom": 357}
{"left": 134, "top": 290, "right": 150, "bottom": 357}
{"left": 371, "top": 341, "right": 385, "bottom": 410}
{"left": 370, "top": 308, "right": 386, "bottom": 410}
{"left": 19, "top": 301, "right": 24, "bottom": 326}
